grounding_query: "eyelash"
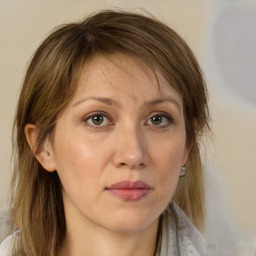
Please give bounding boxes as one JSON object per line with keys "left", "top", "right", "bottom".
{"left": 146, "top": 113, "right": 173, "bottom": 127}
{"left": 83, "top": 112, "right": 113, "bottom": 128}
{"left": 83, "top": 112, "right": 174, "bottom": 128}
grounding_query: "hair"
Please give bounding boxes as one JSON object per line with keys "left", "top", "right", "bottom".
{"left": 10, "top": 10, "right": 210, "bottom": 255}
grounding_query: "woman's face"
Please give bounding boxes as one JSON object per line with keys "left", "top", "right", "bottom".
{"left": 46, "top": 54, "right": 190, "bottom": 233}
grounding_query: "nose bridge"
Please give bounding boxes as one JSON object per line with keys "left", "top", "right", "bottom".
{"left": 113, "top": 122, "right": 148, "bottom": 168}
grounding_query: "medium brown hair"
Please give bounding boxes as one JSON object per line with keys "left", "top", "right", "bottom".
{"left": 11, "top": 10, "right": 210, "bottom": 255}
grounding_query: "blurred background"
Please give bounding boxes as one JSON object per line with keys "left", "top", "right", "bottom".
{"left": 0, "top": 0, "right": 255, "bottom": 254}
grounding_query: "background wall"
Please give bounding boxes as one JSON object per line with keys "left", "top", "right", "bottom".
{"left": 1, "top": 0, "right": 255, "bottom": 253}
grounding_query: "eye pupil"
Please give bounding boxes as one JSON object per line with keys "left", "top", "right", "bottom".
{"left": 151, "top": 115, "right": 162, "bottom": 125}
{"left": 92, "top": 115, "right": 104, "bottom": 125}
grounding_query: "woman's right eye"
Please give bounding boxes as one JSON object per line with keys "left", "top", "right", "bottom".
{"left": 84, "top": 114, "right": 111, "bottom": 127}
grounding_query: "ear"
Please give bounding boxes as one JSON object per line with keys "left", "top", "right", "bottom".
{"left": 25, "top": 124, "right": 56, "bottom": 172}
{"left": 181, "top": 142, "right": 193, "bottom": 166}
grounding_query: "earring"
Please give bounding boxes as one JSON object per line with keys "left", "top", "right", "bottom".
{"left": 180, "top": 166, "right": 187, "bottom": 177}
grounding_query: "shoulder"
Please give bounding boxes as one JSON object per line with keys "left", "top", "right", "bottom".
{"left": 0, "top": 231, "right": 20, "bottom": 256}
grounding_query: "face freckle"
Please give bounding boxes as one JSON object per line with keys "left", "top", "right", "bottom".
{"left": 51, "top": 53, "right": 190, "bottom": 234}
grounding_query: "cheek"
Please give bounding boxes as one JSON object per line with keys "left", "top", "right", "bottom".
{"left": 52, "top": 133, "right": 111, "bottom": 197}
{"left": 150, "top": 137, "right": 185, "bottom": 198}
{"left": 156, "top": 163, "right": 180, "bottom": 200}
{"left": 151, "top": 134, "right": 186, "bottom": 171}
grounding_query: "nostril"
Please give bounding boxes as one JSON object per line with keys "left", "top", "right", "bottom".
{"left": 112, "top": 146, "right": 149, "bottom": 169}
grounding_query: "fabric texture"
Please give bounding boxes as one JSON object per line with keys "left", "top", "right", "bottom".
{"left": 156, "top": 202, "right": 217, "bottom": 256}
{"left": 0, "top": 203, "right": 216, "bottom": 256}
{"left": 0, "top": 230, "right": 19, "bottom": 256}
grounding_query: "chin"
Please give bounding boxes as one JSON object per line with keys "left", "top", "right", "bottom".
{"left": 102, "top": 210, "right": 159, "bottom": 233}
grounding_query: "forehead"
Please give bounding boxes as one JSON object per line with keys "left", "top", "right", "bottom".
{"left": 73, "top": 53, "right": 182, "bottom": 103}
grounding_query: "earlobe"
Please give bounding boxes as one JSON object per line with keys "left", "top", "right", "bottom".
{"left": 24, "top": 124, "right": 56, "bottom": 172}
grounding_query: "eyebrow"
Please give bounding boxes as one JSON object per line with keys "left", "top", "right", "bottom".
{"left": 73, "top": 97, "right": 121, "bottom": 107}
{"left": 144, "top": 98, "right": 181, "bottom": 112}
{"left": 73, "top": 96, "right": 182, "bottom": 112}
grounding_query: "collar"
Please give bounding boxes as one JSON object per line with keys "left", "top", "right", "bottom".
{"left": 156, "top": 202, "right": 217, "bottom": 256}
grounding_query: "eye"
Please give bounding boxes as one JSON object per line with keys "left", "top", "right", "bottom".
{"left": 146, "top": 114, "right": 172, "bottom": 127}
{"left": 85, "top": 114, "right": 111, "bottom": 127}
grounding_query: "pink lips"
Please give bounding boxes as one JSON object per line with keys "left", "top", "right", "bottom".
{"left": 106, "top": 180, "right": 152, "bottom": 201}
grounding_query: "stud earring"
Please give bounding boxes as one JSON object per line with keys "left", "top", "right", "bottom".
{"left": 180, "top": 166, "right": 187, "bottom": 177}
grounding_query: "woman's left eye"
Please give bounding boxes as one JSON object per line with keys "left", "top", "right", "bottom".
{"left": 85, "top": 114, "right": 110, "bottom": 127}
{"left": 146, "top": 114, "right": 172, "bottom": 127}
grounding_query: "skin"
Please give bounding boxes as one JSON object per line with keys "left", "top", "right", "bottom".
{"left": 26, "top": 54, "right": 190, "bottom": 256}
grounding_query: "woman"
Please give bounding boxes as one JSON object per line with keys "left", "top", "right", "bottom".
{"left": 0, "top": 10, "right": 215, "bottom": 255}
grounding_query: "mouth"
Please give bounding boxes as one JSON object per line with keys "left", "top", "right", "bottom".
{"left": 105, "top": 180, "right": 152, "bottom": 202}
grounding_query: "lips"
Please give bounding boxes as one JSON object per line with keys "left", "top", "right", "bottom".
{"left": 106, "top": 180, "right": 152, "bottom": 201}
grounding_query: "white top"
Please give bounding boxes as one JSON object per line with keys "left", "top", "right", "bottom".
{"left": 0, "top": 231, "right": 17, "bottom": 256}
{"left": 157, "top": 202, "right": 216, "bottom": 256}
{"left": 0, "top": 203, "right": 216, "bottom": 256}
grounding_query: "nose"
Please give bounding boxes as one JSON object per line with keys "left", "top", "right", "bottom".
{"left": 112, "top": 126, "right": 149, "bottom": 169}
